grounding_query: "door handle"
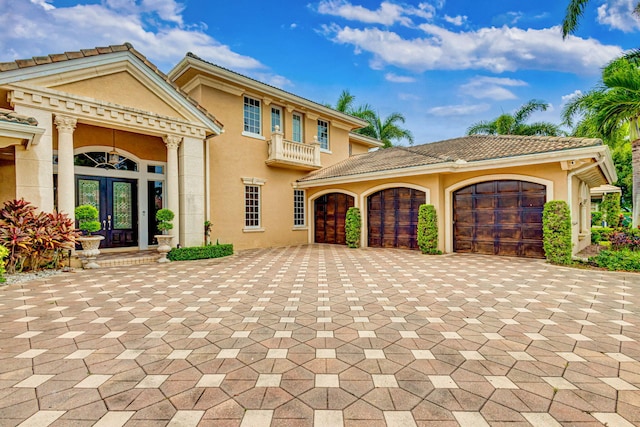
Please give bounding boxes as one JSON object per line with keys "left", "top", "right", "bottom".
{"left": 107, "top": 214, "right": 112, "bottom": 231}
{"left": 102, "top": 220, "right": 106, "bottom": 230}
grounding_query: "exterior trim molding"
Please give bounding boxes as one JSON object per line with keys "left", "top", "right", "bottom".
{"left": 443, "top": 174, "right": 555, "bottom": 254}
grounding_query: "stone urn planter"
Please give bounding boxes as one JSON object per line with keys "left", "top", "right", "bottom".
{"left": 155, "top": 234, "right": 173, "bottom": 263}
{"left": 77, "top": 235, "right": 104, "bottom": 269}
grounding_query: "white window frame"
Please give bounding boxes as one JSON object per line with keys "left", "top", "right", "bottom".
{"left": 293, "top": 189, "right": 306, "bottom": 228}
{"left": 243, "top": 96, "right": 262, "bottom": 137}
{"left": 317, "top": 119, "right": 329, "bottom": 151}
{"left": 292, "top": 112, "right": 303, "bottom": 143}
{"left": 271, "top": 106, "right": 283, "bottom": 132}
{"left": 242, "top": 177, "right": 266, "bottom": 232}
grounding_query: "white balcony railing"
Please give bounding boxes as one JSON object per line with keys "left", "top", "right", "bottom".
{"left": 266, "top": 127, "right": 321, "bottom": 170}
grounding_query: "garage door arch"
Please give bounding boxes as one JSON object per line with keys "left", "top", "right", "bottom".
{"left": 452, "top": 178, "right": 547, "bottom": 258}
{"left": 367, "top": 187, "right": 426, "bottom": 249}
{"left": 313, "top": 192, "right": 355, "bottom": 245}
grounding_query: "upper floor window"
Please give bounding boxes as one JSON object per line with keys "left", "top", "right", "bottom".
{"left": 271, "top": 106, "right": 282, "bottom": 132}
{"left": 317, "top": 119, "right": 329, "bottom": 150}
{"left": 244, "top": 96, "right": 261, "bottom": 135}
{"left": 292, "top": 113, "right": 303, "bottom": 143}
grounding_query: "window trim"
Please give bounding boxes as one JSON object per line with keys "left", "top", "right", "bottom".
{"left": 292, "top": 112, "right": 303, "bottom": 143}
{"left": 243, "top": 96, "right": 262, "bottom": 136}
{"left": 317, "top": 119, "right": 329, "bottom": 150}
{"left": 293, "top": 189, "right": 306, "bottom": 228}
{"left": 242, "top": 177, "right": 266, "bottom": 232}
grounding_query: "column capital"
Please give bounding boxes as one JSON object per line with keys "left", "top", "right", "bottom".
{"left": 163, "top": 134, "right": 182, "bottom": 149}
{"left": 54, "top": 114, "right": 77, "bottom": 133}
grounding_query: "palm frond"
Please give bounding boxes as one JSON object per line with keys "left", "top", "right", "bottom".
{"left": 562, "top": 0, "right": 591, "bottom": 38}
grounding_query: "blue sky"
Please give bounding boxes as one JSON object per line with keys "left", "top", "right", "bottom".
{"left": 2, "top": 0, "right": 637, "bottom": 144}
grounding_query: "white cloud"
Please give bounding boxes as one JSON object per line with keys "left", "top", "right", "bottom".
{"left": 385, "top": 72, "right": 416, "bottom": 83}
{"left": 398, "top": 92, "right": 421, "bottom": 101}
{"left": 316, "top": 0, "right": 435, "bottom": 26}
{"left": 460, "top": 76, "right": 527, "bottom": 100}
{"left": 561, "top": 89, "right": 583, "bottom": 104}
{"left": 0, "top": 0, "right": 267, "bottom": 73}
{"left": 325, "top": 24, "right": 622, "bottom": 75}
{"left": 444, "top": 15, "right": 466, "bottom": 26}
{"left": 428, "top": 103, "right": 490, "bottom": 116}
{"left": 597, "top": 0, "right": 640, "bottom": 32}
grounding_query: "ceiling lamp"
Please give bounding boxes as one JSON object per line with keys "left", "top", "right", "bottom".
{"left": 108, "top": 129, "right": 120, "bottom": 165}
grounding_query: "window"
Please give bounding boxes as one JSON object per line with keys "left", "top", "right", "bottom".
{"left": 244, "top": 96, "right": 261, "bottom": 135}
{"left": 317, "top": 119, "right": 329, "bottom": 150}
{"left": 293, "top": 189, "right": 305, "bottom": 227}
{"left": 271, "top": 106, "right": 282, "bottom": 132}
{"left": 245, "top": 185, "right": 260, "bottom": 228}
{"left": 292, "top": 113, "right": 303, "bottom": 142}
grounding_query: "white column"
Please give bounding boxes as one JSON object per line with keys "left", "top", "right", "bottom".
{"left": 163, "top": 134, "right": 181, "bottom": 247}
{"left": 54, "top": 115, "right": 77, "bottom": 221}
{"left": 12, "top": 106, "right": 54, "bottom": 211}
{"left": 179, "top": 136, "right": 206, "bottom": 247}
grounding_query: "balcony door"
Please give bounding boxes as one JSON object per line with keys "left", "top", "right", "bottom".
{"left": 76, "top": 175, "right": 138, "bottom": 248}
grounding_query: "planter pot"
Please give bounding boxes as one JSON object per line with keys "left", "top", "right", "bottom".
{"left": 155, "top": 235, "right": 174, "bottom": 263}
{"left": 77, "top": 235, "right": 104, "bottom": 269}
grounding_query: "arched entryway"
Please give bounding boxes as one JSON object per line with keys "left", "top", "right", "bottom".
{"left": 314, "top": 193, "right": 354, "bottom": 245}
{"left": 453, "top": 179, "right": 546, "bottom": 258}
{"left": 367, "top": 187, "right": 425, "bottom": 249}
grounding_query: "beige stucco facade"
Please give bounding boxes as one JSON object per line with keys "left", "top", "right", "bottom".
{"left": 0, "top": 45, "right": 616, "bottom": 260}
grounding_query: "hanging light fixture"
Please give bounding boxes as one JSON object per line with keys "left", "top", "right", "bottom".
{"left": 108, "top": 129, "right": 119, "bottom": 165}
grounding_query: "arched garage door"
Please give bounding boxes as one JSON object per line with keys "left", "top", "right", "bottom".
{"left": 453, "top": 180, "right": 546, "bottom": 258}
{"left": 314, "top": 193, "right": 354, "bottom": 245}
{"left": 368, "top": 187, "right": 426, "bottom": 249}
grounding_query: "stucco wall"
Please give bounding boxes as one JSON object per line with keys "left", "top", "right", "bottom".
{"left": 0, "top": 149, "right": 16, "bottom": 203}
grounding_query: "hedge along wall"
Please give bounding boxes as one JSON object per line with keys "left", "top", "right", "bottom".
{"left": 542, "top": 200, "right": 572, "bottom": 265}
{"left": 345, "top": 207, "right": 361, "bottom": 249}
{"left": 601, "top": 193, "right": 621, "bottom": 228}
{"left": 417, "top": 204, "right": 440, "bottom": 255}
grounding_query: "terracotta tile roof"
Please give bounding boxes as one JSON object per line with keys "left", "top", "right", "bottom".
{"left": 0, "top": 108, "right": 38, "bottom": 126}
{"left": 0, "top": 44, "right": 223, "bottom": 131}
{"left": 299, "top": 134, "right": 602, "bottom": 182}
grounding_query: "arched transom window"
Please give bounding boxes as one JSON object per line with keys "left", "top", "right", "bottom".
{"left": 74, "top": 151, "right": 138, "bottom": 171}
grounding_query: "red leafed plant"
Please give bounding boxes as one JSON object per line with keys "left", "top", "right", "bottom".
{"left": 0, "top": 199, "right": 79, "bottom": 273}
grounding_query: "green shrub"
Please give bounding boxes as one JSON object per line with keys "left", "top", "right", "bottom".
{"left": 345, "top": 207, "right": 361, "bottom": 248}
{"left": 590, "top": 248, "right": 640, "bottom": 271}
{"left": 168, "top": 244, "right": 233, "bottom": 261}
{"left": 602, "top": 193, "right": 621, "bottom": 228}
{"left": 591, "top": 227, "right": 614, "bottom": 244}
{"left": 156, "top": 208, "right": 175, "bottom": 233}
{"left": 0, "top": 245, "right": 8, "bottom": 283}
{"left": 75, "top": 204, "right": 101, "bottom": 234}
{"left": 417, "top": 204, "right": 441, "bottom": 254}
{"left": 591, "top": 211, "right": 603, "bottom": 225}
{"left": 543, "top": 201, "right": 572, "bottom": 265}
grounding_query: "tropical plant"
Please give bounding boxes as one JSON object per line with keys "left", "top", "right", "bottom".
{"left": 467, "top": 99, "right": 563, "bottom": 136}
{"left": 417, "top": 204, "right": 441, "bottom": 255}
{"left": 345, "top": 207, "right": 361, "bottom": 248}
{"left": 204, "top": 220, "right": 212, "bottom": 245}
{"left": 563, "top": 51, "right": 640, "bottom": 225}
{"left": 562, "top": 0, "right": 640, "bottom": 38}
{"left": 0, "top": 245, "right": 8, "bottom": 283}
{"left": 0, "top": 199, "right": 78, "bottom": 273}
{"left": 156, "top": 208, "right": 175, "bottom": 234}
{"left": 75, "top": 204, "right": 101, "bottom": 235}
{"left": 542, "top": 201, "right": 573, "bottom": 265}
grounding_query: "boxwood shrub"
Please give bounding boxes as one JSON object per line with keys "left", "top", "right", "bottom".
{"left": 591, "top": 227, "right": 614, "bottom": 245}
{"left": 0, "top": 245, "right": 8, "bottom": 283}
{"left": 590, "top": 249, "right": 640, "bottom": 272}
{"left": 417, "top": 204, "right": 441, "bottom": 254}
{"left": 345, "top": 207, "right": 361, "bottom": 249}
{"left": 542, "top": 201, "right": 572, "bottom": 265}
{"left": 168, "top": 244, "right": 233, "bottom": 261}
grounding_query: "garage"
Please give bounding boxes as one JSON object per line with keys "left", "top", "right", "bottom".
{"left": 314, "top": 193, "right": 354, "bottom": 245}
{"left": 453, "top": 180, "right": 546, "bottom": 258}
{"left": 367, "top": 187, "right": 426, "bottom": 249}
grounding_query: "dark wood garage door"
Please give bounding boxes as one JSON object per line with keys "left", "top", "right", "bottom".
{"left": 368, "top": 187, "right": 426, "bottom": 249}
{"left": 314, "top": 193, "right": 354, "bottom": 245}
{"left": 453, "top": 180, "right": 546, "bottom": 258}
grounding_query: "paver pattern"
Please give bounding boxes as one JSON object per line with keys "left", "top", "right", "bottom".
{"left": 0, "top": 244, "right": 639, "bottom": 426}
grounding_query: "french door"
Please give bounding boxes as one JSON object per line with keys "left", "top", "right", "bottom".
{"left": 76, "top": 175, "right": 138, "bottom": 248}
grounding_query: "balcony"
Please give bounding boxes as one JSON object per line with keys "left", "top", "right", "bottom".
{"left": 266, "top": 127, "right": 321, "bottom": 170}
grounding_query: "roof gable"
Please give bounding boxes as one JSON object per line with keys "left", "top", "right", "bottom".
{"left": 0, "top": 44, "right": 222, "bottom": 134}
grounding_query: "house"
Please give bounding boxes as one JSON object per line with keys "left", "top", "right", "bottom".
{"left": 0, "top": 44, "right": 616, "bottom": 260}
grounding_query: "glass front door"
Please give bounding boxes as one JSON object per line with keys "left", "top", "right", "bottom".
{"left": 76, "top": 175, "right": 138, "bottom": 248}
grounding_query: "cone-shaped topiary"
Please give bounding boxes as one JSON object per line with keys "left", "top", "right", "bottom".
{"left": 345, "top": 207, "right": 361, "bottom": 248}
{"left": 417, "top": 204, "right": 441, "bottom": 254}
{"left": 75, "top": 204, "right": 101, "bottom": 235}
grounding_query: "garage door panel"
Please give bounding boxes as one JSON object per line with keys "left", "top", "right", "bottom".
{"left": 368, "top": 187, "right": 425, "bottom": 250}
{"left": 453, "top": 180, "right": 545, "bottom": 258}
{"left": 315, "top": 193, "right": 354, "bottom": 245}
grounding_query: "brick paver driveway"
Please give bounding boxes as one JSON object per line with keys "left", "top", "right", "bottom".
{"left": 1, "top": 245, "right": 639, "bottom": 427}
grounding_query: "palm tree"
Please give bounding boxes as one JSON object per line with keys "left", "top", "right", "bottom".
{"left": 563, "top": 51, "right": 640, "bottom": 224}
{"left": 331, "top": 90, "right": 413, "bottom": 148}
{"left": 562, "top": 0, "right": 640, "bottom": 38}
{"left": 467, "top": 100, "right": 563, "bottom": 136}
{"left": 359, "top": 112, "right": 414, "bottom": 148}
